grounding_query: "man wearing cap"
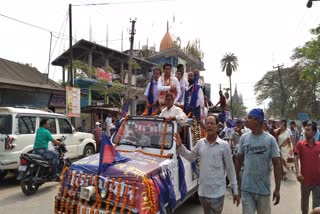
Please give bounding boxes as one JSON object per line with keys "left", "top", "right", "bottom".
{"left": 93, "top": 122, "right": 102, "bottom": 153}
{"left": 235, "top": 108, "right": 282, "bottom": 214}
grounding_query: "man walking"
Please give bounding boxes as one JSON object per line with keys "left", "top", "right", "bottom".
{"left": 294, "top": 122, "right": 320, "bottom": 214}
{"left": 235, "top": 108, "right": 282, "bottom": 214}
{"left": 290, "top": 121, "right": 300, "bottom": 149}
{"left": 175, "top": 114, "right": 240, "bottom": 214}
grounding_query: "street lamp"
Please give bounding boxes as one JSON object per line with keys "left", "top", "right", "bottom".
{"left": 307, "top": 0, "right": 320, "bottom": 8}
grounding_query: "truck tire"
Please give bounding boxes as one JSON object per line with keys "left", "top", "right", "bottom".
{"left": 193, "top": 191, "right": 200, "bottom": 204}
{"left": 83, "top": 145, "right": 95, "bottom": 157}
{"left": 0, "top": 171, "right": 7, "bottom": 181}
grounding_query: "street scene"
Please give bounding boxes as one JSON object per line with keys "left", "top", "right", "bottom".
{"left": 0, "top": 171, "right": 310, "bottom": 214}
{"left": 1, "top": 0, "right": 320, "bottom": 214}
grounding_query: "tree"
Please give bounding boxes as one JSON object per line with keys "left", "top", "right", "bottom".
{"left": 291, "top": 25, "right": 320, "bottom": 118}
{"left": 221, "top": 53, "right": 239, "bottom": 119}
{"left": 254, "top": 66, "right": 317, "bottom": 119}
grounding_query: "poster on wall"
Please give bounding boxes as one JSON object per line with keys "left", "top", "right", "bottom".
{"left": 66, "top": 86, "right": 81, "bottom": 117}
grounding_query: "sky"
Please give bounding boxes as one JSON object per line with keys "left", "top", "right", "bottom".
{"left": 1, "top": 0, "right": 320, "bottom": 111}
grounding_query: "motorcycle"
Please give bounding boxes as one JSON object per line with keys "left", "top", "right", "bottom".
{"left": 17, "top": 136, "right": 71, "bottom": 196}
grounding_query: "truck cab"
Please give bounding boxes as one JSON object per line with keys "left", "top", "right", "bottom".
{"left": 54, "top": 116, "right": 200, "bottom": 214}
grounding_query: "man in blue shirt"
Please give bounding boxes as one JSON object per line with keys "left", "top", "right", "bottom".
{"left": 33, "top": 119, "right": 61, "bottom": 180}
{"left": 235, "top": 108, "right": 282, "bottom": 214}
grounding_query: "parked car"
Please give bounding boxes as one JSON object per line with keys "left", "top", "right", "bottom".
{"left": 0, "top": 107, "right": 96, "bottom": 180}
{"left": 54, "top": 116, "right": 200, "bottom": 214}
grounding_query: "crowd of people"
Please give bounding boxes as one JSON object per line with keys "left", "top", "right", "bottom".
{"left": 74, "top": 62, "right": 320, "bottom": 214}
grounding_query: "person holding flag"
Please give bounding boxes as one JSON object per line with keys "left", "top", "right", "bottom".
{"left": 142, "top": 68, "right": 161, "bottom": 116}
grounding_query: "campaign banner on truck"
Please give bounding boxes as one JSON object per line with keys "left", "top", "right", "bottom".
{"left": 66, "top": 86, "right": 81, "bottom": 117}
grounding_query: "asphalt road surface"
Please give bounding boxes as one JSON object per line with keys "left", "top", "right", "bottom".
{"left": 0, "top": 170, "right": 312, "bottom": 214}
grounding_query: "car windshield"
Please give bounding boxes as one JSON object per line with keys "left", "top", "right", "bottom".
{"left": 113, "top": 118, "right": 174, "bottom": 149}
{"left": 0, "top": 115, "right": 12, "bottom": 134}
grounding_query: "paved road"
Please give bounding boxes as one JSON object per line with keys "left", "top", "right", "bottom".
{"left": 0, "top": 170, "right": 310, "bottom": 214}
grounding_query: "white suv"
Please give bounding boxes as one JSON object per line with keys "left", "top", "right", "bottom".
{"left": 0, "top": 107, "right": 96, "bottom": 179}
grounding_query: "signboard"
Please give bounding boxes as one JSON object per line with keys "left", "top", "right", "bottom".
{"left": 66, "top": 86, "right": 81, "bottom": 117}
{"left": 298, "top": 112, "right": 309, "bottom": 121}
{"left": 97, "top": 67, "right": 112, "bottom": 81}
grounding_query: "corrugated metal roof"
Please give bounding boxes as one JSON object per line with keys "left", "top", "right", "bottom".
{"left": 0, "top": 57, "right": 64, "bottom": 91}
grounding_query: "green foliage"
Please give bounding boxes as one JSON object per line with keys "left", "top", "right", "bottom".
{"left": 291, "top": 25, "right": 320, "bottom": 81}
{"left": 99, "top": 80, "right": 126, "bottom": 108}
{"left": 254, "top": 66, "right": 318, "bottom": 119}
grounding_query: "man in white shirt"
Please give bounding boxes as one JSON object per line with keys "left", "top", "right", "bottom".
{"left": 175, "top": 64, "right": 187, "bottom": 107}
{"left": 159, "top": 93, "right": 188, "bottom": 125}
{"left": 157, "top": 63, "right": 181, "bottom": 108}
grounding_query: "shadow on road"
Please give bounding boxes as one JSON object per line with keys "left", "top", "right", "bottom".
{"left": 0, "top": 176, "right": 59, "bottom": 207}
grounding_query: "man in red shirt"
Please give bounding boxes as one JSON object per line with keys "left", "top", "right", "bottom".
{"left": 294, "top": 122, "right": 320, "bottom": 214}
{"left": 215, "top": 90, "right": 227, "bottom": 123}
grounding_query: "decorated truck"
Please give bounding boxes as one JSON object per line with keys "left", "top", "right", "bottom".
{"left": 54, "top": 115, "right": 203, "bottom": 214}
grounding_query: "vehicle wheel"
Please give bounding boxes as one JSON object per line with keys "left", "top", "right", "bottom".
{"left": 20, "top": 167, "right": 39, "bottom": 196}
{"left": 193, "top": 191, "right": 200, "bottom": 204}
{"left": 165, "top": 206, "right": 173, "bottom": 214}
{"left": 0, "top": 171, "right": 8, "bottom": 181}
{"left": 83, "top": 145, "right": 95, "bottom": 157}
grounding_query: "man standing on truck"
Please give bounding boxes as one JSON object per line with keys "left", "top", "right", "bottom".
{"left": 175, "top": 114, "right": 240, "bottom": 214}
{"left": 33, "top": 119, "right": 61, "bottom": 180}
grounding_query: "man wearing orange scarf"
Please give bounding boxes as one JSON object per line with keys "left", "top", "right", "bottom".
{"left": 157, "top": 63, "right": 181, "bottom": 109}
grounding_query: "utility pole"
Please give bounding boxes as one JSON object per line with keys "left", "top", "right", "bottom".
{"left": 69, "top": 4, "right": 73, "bottom": 87}
{"left": 273, "top": 64, "right": 285, "bottom": 118}
{"left": 126, "top": 19, "right": 136, "bottom": 111}
{"left": 69, "top": 4, "right": 75, "bottom": 126}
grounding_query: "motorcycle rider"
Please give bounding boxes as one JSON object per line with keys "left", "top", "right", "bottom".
{"left": 33, "top": 119, "right": 61, "bottom": 180}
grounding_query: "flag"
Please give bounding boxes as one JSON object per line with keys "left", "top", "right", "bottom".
{"left": 177, "top": 155, "right": 187, "bottom": 200}
{"left": 98, "top": 132, "right": 130, "bottom": 174}
{"left": 147, "top": 75, "right": 154, "bottom": 115}
{"left": 190, "top": 72, "right": 200, "bottom": 110}
{"left": 121, "top": 102, "right": 130, "bottom": 118}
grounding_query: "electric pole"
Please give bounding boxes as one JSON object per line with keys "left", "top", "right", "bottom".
{"left": 126, "top": 19, "right": 136, "bottom": 111}
{"left": 273, "top": 64, "right": 285, "bottom": 118}
{"left": 69, "top": 4, "right": 75, "bottom": 126}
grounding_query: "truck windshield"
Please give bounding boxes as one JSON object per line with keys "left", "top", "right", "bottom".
{"left": 113, "top": 119, "right": 174, "bottom": 149}
{"left": 0, "top": 115, "right": 12, "bottom": 134}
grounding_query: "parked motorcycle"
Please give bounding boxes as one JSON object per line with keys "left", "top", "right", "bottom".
{"left": 17, "top": 136, "right": 71, "bottom": 196}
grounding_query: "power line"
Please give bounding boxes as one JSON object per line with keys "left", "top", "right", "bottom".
{"left": 72, "top": 0, "right": 174, "bottom": 6}
{"left": 0, "top": 12, "right": 67, "bottom": 39}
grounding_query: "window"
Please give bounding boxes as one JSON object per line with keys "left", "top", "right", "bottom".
{"left": 40, "top": 117, "right": 57, "bottom": 134}
{"left": 17, "top": 116, "right": 36, "bottom": 134}
{"left": 0, "top": 115, "right": 12, "bottom": 134}
{"left": 58, "top": 118, "right": 72, "bottom": 134}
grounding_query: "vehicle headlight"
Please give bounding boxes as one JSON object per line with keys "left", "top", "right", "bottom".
{"left": 100, "top": 189, "right": 108, "bottom": 199}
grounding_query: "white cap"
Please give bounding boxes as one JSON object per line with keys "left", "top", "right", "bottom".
{"left": 95, "top": 122, "right": 100, "bottom": 126}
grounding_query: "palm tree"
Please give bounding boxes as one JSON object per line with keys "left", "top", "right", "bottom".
{"left": 221, "top": 53, "right": 238, "bottom": 119}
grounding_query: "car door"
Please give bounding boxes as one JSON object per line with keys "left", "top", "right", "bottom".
{"left": 15, "top": 115, "right": 37, "bottom": 152}
{"left": 57, "top": 117, "right": 77, "bottom": 158}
